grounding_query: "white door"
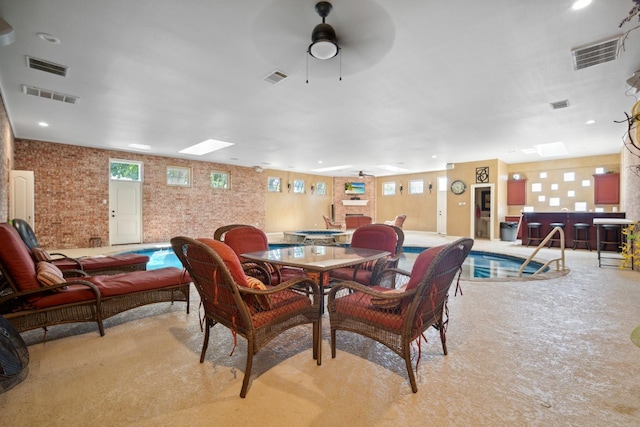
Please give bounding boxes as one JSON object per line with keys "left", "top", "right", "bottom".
{"left": 109, "top": 180, "right": 142, "bottom": 245}
{"left": 10, "top": 170, "right": 35, "bottom": 228}
{"left": 436, "top": 176, "right": 447, "bottom": 234}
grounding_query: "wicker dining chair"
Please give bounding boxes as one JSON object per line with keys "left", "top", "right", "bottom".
{"left": 327, "top": 237, "right": 474, "bottom": 393}
{"left": 170, "top": 236, "right": 321, "bottom": 398}
{"left": 329, "top": 224, "right": 400, "bottom": 286}
{"left": 221, "top": 225, "right": 306, "bottom": 285}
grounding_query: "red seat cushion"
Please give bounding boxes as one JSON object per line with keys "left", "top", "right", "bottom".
{"left": 31, "top": 267, "right": 190, "bottom": 309}
{"left": 0, "top": 224, "right": 42, "bottom": 292}
{"left": 52, "top": 253, "right": 149, "bottom": 271}
{"left": 405, "top": 245, "right": 447, "bottom": 291}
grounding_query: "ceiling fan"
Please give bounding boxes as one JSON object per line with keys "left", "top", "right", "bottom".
{"left": 251, "top": 0, "right": 396, "bottom": 77}
{"left": 356, "top": 170, "right": 374, "bottom": 177}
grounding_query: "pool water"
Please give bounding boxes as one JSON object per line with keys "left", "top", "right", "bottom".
{"left": 125, "top": 245, "right": 547, "bottom": 280}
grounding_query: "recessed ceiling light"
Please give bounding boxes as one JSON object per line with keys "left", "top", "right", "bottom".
{"left": 37, "top": 32, "right": 61, "bottom": 44}
{"left": 128, "top": 143, "right": 151, "bottom": 150}
{"left": 179, "top": 139, "right": 234, "bottom": 156}
{"left": 571, "top": 0, "right": 591, "bottom": 10}
{"left": 431, "top": 155, "right": 437, "bottom": 159}
{"left": 38, "top": 122, "right": 49, "bottom": 127}
{"left": 586, "top": 119, "right": 596, "bottom": 125}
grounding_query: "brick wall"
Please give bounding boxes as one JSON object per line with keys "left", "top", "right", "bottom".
{"left": 14, "top": 139, "right": 265, "bottom": 248}
{"left": 0, "top": 94, "right": 13, "bottom": 222}
{"left": 332, "top": 176, "right": 376, "bottom": 223}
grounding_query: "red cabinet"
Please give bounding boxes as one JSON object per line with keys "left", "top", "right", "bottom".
{"left": 507, "top": 180, "right": 526, "bottom": 205}
{"left": 593, "top": 173, "right": 620, "bottom": 204}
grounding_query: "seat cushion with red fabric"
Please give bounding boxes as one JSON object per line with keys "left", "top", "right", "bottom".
{"left": 330, "top": 224, "right": 398, "bottom": 285}
{"left": 0, "top": 223, "right": 43, "bottom": 292}
{"left": 31, "top": 267, "right": 190, "bottom": 309}
{"left": 51, "top": 253, "right": 149, "bottom": 272}
{"left": 223, "top": 226, "right": 269, "bottom": 258}
{"left": 404, "top": 244, "right": 448, "bottom": 291}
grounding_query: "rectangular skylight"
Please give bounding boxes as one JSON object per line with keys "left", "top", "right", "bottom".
{"left": 179, "top": 139, "right": 234, "bottom": 156}
{"left": 534, "top": 142, "right": 568, "bottom": 157}
{"left": 311, "top": 164, "right": 353, "bottom": 172}
{"left": 376, "top": 164, "right": 411, "bottom": 173}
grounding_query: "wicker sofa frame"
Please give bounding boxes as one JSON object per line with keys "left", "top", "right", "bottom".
{"left": 0, "top": 223, "right": 190, "bottom": 336}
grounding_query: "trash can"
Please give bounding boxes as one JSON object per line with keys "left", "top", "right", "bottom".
{"left": 500, "top": 221, "right": 518, "bottom": 242}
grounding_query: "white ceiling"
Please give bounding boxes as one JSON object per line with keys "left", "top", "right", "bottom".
{"left": 0, "top": 0, "right": 639, "bottom": 177}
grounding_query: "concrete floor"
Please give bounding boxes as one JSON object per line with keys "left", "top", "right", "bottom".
{"left": 2, "top": 232, "right": 640, "bottom": 426}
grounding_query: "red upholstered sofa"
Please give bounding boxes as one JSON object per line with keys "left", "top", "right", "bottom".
{"left": 0, "top": 223, "right": 191, "bottom": 336}
{"left": 345, "top": 215, "right": 373, "bottom": 230}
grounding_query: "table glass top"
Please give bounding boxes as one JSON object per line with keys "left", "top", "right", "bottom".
{"left": 242, "top": 245, "right": 390, "bottom": 271}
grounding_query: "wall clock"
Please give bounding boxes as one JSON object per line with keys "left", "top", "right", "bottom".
{"left": 450, "top": 179, "right": 466, "bottom": 195}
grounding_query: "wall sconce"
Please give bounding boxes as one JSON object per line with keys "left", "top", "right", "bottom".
{"left": 399, "top": 183, "right": 403, "bottom": 195}
{"left": 428, "top": 182, "right": 433, "bottom": 194}
{"left": 287, "top": 182, "right": 291, "bottom": 192}
{"left": 310, "top": 185, "right": 315, "bottom": 194}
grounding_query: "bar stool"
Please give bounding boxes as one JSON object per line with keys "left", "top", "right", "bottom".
{"left": 526, "top": 222, "right": 542, "bottom": 246}
{"left": 572, "top": 223, "right": 591, "bottom": 251}
{"left": 548, "top": 222, "right": 565, "bottom": 248}
{"left": 600, "top": 224, "right": 622, "bottom": 252}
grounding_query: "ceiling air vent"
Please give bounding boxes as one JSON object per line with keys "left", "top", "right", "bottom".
{"left": 26, "top": 56, "right": 68, "bottom": 77}
{"left": 550, "top": 100, "right": 569, "bottom": 110}
{"left": 21, "top": 84, "right": 79, "bottom": 104}
{"left": 263, "top": 70, "right": 287, "bottom": 84}
{"left": 571, "top": 37, "right": 619, "bottom": 70}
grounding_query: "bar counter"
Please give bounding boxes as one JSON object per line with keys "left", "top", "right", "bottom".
{"left": 521, "top": 212, "right": 626, "bottom": 250}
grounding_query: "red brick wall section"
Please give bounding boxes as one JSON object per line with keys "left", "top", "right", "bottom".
{"left": 14, "top": 139, "right": 265, "bottom": 249}
{"left": 332, "top": 176, "right": 376, "bottom": 224}
{"left": 0, "top": 94, "right": 13, "bottom": 222}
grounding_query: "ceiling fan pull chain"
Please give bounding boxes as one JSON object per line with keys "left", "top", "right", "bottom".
{"left": 339, "top": 48, "right": 342, "bottom": 81}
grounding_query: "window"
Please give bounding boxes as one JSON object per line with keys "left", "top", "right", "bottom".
{"left": 110, "top": 159, "right": 142, "bottom": 181}
{"left": 382, "top": 182, "right": 396, "bottom": 195}
{"left": 210, "top": 171, "right": 229, "bottom": 189}
{"left": 409, "top": 179, "right": 424, "bottom": 194}
{"left": 293, "top": 180, "right": 305, "bottom": 194}
{"left": 316, "top": 182, "right": 327, "bottom": 195}
{"left": 166, "top": 166, "right": 191, "bottom": 187}
{"left": 268, "top": 177, "right": 281, "bottom": 192}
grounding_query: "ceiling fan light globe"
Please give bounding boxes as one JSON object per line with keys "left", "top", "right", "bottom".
{"left": 309, "top": 40, "right": 338, "bottom": 59}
